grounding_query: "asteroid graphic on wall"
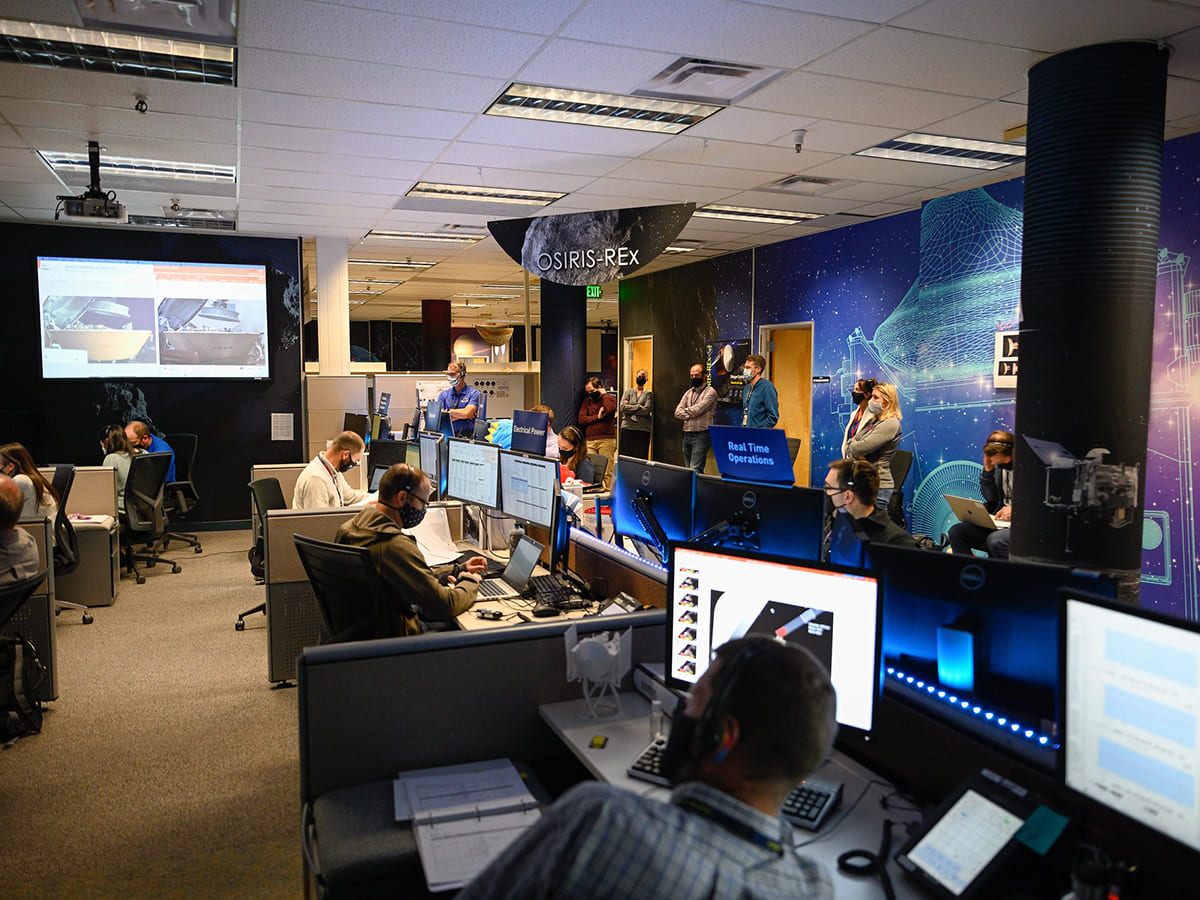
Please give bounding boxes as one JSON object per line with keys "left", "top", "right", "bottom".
{"left": 488, "top": 203, "right": 694, "bottom": 286}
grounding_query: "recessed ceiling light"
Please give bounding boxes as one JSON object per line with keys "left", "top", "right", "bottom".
{"left": 454, "top": 293, "right": 524, "bottom": 300}
{"left": 348, "top": 258, "right": 436, "bottom": 268}
{"left": 695, "top": 205, "right": 822, "bottom": 225}
{"left": 403, "top": 182, "right": 564, "bottom": 206}
{"left": 364, "top": 231, "right": 487, "bottom": 243}
{"left": 38, "top": 150, "right": 235, "bottom": 182}
{"left": 486, "top": 83, "right": 721, "bottom": 134}
{"left": 349, "top": 279, "right": 402, "bottom": 286}
{"left": 0, "top": 18, "right": 235, "bottom": 84}
{"left": 480, "top": 283, "right": 539, "bottom": 291}
{"left": 856, "top": 133, "right": 1026, "bottom": 169}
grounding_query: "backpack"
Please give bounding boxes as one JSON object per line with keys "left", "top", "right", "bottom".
{"left": 0, "top": 633, "right": 45, "bottom": 742}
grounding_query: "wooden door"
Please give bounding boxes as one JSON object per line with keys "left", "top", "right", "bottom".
{"left": 767, "top": 326, "right": 813, "bottom": 486}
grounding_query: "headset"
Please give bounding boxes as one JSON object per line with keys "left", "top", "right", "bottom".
{"left": 379, "top": 464, "right": 420, "bottom": 507}
{"left": 693, "top": 641, "right": 765, "bottom": 761}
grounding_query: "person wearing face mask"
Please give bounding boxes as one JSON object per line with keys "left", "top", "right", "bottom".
{"left": 948, "top": 429, "right": 1015, "bottom": 559}
{"left": 844, "top": 382, "right": 903, "bottom": 509}
{"left": 458, "top": 636, "right": 836, "bottom": 900}
{"left": 840, "top": 378, "right": 878, "bottom": 457}
{"left": 675, "top": 363, "right": 718, "bottom": 474}
{"left": 823, "top": 457, "right": 916, "bottom": 552}
{"left": 0, "top": 442, "right": 59, "bottom": 521}
{"left": 618, "top": 368, "right": 654, "bottom": 460}
{"left": 437, "top": 360, "right": 483, "bottom": 438}
{"left": 578, "top": 377, "right": 617, "bottom": 489}
{"left": 556, "top": 425, "right": 596, "bottom": 486}
{"left": 336, "top": 463, "right": 485, "bottom": 635}
{"left": 740, "top": 353, "right": 779, "bottom": 429}
{"left": 292, "top": 431, "right": 370, "bottom": 509}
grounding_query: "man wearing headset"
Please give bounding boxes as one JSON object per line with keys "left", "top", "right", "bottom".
{"left": 459, "top": 636, "right": 837, "bottom": 899}
{"left": 335, "top": 463, "right": 486, "bottom": 635}
{"left": 948, "top": 429, "right": 1015, "bottom": 559}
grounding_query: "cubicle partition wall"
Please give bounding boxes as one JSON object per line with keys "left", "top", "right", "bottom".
{"left": 8, "top": 517, "right": 57, "bottom": 700}
{"left": 38, "top": 465, "right": 120, "bottom": 607}
{"left": 38, "top": 465, "right": 119, "bottom": 518}
{"left": 304, "top": 375, "right": 369, "bottom": 462}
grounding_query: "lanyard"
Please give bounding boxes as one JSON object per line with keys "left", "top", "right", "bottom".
{"left": 742, "top": 382, "right": 755, "bottom": 425}
{"left": 318, "top": 456, "right": 343, "bottom": 505}
{"left": 676, "top": 796, "right": 785, "bottom": 855}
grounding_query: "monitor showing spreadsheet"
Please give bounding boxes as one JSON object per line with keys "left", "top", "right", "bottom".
{"left": 419, "top": 432, "right": 444, "bottom": 500}
{"left": 446, "top": 438, "right": 499, "bottom": 509}
{"left": 499, "top": 450, "right": 559, "bottom": 529}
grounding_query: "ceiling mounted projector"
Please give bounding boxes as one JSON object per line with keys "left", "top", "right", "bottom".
{"left": 56, "top": 140, "right": 127, "bottom": 224}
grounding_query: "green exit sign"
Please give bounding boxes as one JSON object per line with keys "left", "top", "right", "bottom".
{"left": 586, "top": 285, "right": 602, "bottom": 299}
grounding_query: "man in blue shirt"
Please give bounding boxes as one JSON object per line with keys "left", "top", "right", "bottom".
{"left": 459, "top": 636, "right": 836, "bottom": 899}
{"left": 125, "top": 419, "right": 176, "bottom": 483}
{"left": 741, "top": 353, "right": 779, "bottom": 429}
{"left": 436, "top": 361, "right": 483, "bottom": 439}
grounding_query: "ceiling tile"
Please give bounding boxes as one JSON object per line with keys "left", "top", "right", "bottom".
{"left": 240, "top": 90, "right": 470, "bottom": 141}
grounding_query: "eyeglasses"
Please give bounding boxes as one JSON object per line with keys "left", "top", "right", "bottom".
{"left": 410, "top": 492, "right": 430, "bottom": 509}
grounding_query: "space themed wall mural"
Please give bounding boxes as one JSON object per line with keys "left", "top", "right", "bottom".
{"left": 622, "top": 129, "right": 1200, "bottom": 623}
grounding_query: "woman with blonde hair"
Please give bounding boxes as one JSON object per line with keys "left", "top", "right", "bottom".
{"left": 0, "top": 442, "right": 60, "bottom": 520}
{"left": 845, "top": 383, "right": 902, "bottom": 508}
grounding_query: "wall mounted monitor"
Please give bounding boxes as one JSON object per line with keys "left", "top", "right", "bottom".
{"left": 499, "top": 450, "right": 559, "bottom": 529}
{"left": 691, "top": 474, "right": 824, "bottom": 561}
{"left": 667, "top": 542, "right": 882, "bottom": 735}
{"left": 610, "top": 457, "right": 695, "bottom": 565}
{"left": 419, "top": 432, "right": 444, "bottom": 500}
{"left": 445, "top": 437, "right": 500, "bottom": 509}
{"left": 1062, "top": 589, "right": 1200, "bottom": 854}
{"left": 37, "top": 256, "right": 270, "bottom": 379}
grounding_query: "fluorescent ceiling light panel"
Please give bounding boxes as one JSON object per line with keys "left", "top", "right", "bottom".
{"left": 454, "top": 293, "right": 523, "bottom": 300}
{"left": 349, "top": 279, "right": 402, "bottom": 286}
{"left": 366, "top": 230, "right": 487, "bottom": 243}
{"left": 349, "top": 258, "right": 437, "bottom": 268}
{"left": 404, "top": 182, "right": 563, "bottom": 206}
{"left": 0, "top": 18, "right": 235, "bottom": 84}
{"left": 38, "top": 150, "right": 235, "bottom": 183}
{"left": 126, "top": 214, "right": 235, "bottom": 231}
{"left": 480, "top": 283, "right": 539, "bottom": 291}
{"left": 695, "top": 205, "right": 822, "bottom": 225}
{"left": 856, "top": 133, "right": 1026, "bottom": 169}
{"left": 486, "top": 83, "right": 721, "bottom": 134}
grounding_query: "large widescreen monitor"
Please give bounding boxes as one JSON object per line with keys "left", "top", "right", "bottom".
{"left": 1062, "top": 589, "right": 1200, "bottom": 854}
{"left": 499, "top": 450, "right": 559, "bottom": 529}
{"left": 667, "top": 542, "right": 882, "bottom": 735}
{"left": 36, "top": 256, "right": 269, "bottom": 379}
{"left": 691, "top": 474, "right": 824, "bottom": 561}
{"left": 445, "top": 437, "right": 499, "bottom": 509}
{"left": 611, "top": 457, "right": 695, "bottom": 565}
{"left": 419, "top": 432, "right": 444, "bottom": 500}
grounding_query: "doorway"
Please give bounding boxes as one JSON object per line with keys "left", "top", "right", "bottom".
{"left": 759, "top": 323, "right": 813, "bottom": 486}
{"left": 623, "top": 335, "right": 653, "bottom": 457}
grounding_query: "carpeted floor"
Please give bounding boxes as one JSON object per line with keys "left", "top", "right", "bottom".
{"left": 0, "top": 530, "right": 302, "bottom": 898}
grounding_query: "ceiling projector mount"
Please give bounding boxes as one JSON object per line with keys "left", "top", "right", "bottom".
{"left": 55, "top": 140, "right": 127, "bottom": 223}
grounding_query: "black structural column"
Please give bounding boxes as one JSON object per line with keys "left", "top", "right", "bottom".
{"left": 421, "top": 298, "right": 451, "bottom": 372}
{"left": 539, "top": 280, "right": 587, "bottom": 430}
{"left": 1013, "top": 41, "right": 1169, "bottom": 601}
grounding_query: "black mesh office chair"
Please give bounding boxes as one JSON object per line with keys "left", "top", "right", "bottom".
{"left": 0, "top": 569, "right": 48, "bottom": 633}
{"left": 161, "top": 433, "right": 203, "bottom": 554}
{"left": 292, "top": 534, "right": 388, "bottom": 644}
{"left": 49, "top": 465, "right": 93, "bottom": 624}
{"left": 887, "top": 449, "right": 914, "bottom": 529}
{"left": 583, "top": 454, "right": 606, "bottom": 486}
{"left": 120, "top": 452, "right": 180, "bottom": 584}
{"left": 0, "top": 568, "right": 49, "bottom": 735}
{"left": 236, "top": 477, "right": 287, "bottom": 631}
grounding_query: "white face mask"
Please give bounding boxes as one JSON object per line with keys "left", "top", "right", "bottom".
{"left": 743, "top": 367, "right": 754, "bottom": 379}
{"left": 447, "top": 374, "right": 459, "bottom": 385}
{"left": 867, "top": 400, "right": 883, "bottom": 415}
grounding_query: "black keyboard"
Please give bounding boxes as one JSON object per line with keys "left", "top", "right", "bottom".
{"left": 626, "top": 735, "right": 670, "bottom": 787}
{"left": 781, "top": 776, "right": 843, "bottom": 831}
{"left": 526, "top": 574, "right": 579, "bottom": 606}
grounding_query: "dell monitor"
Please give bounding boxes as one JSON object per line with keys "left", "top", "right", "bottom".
{"left": 424, "top": 399, "right": 443, "bottom": 432}
{"left": 418, "top": 432, "right": 444, "bottom": 500}
{"left": 691, "top": 474, "right": 824, "bottom": 561}
{"left": 343, "top": 412, "right": 369, "bottom": 440}
{"left": 548, "top": 495, "right": 574, "bottom": 579}
{"left": 445, "top": 437, "right": 500, "bottom": 509}
{"left": 499, "top": 449, "right": 559, "bottom": 529}
{"left": 668, "top": 542, "right": 882, "bottom": 735}
{"left": 610, "top": 457, "right": 695, "bottom": 565}
{"left": 1061, "top": 589, "right": 1200, "bottom": 855}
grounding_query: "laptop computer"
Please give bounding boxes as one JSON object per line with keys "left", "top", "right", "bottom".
{"left": 943, "top": 494, "right": 1010, "bottom": 530}
{"left": 476, "top": 534, "right": 542, "bottom": 600}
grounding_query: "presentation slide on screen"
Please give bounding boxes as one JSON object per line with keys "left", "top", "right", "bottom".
{"left": 671, "top": 546, "right": 879, "bottom": 732}
{"left": 37, "top": 256, "right": 269, "bottom": 380}
{"left": 1065, "top": 599, "right": 1200, "bottom": 852}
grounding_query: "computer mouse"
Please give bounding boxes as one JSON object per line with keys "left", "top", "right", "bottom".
{"left": 532, "top": 604, "right": 560, "bottom": 618}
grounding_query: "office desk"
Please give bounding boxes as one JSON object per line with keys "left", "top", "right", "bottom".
{"left": 457, "top": 593, "right": 595, "bottom": 630}
{"left": 540, "top": 693, "right": 926, "bottom": 900}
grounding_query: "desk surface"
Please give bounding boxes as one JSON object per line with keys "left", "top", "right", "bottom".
{"left": 540, "top": 693, "right": 927, "bottom": 900}
{"left": 454, "top": 544, "right": 597, "bottom": 631}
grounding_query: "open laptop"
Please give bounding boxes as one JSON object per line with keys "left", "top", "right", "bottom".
{"left": 476, "top": 534, "right": 542, "bottom": 600}
{"left": 943, "top": 494, "right": 1010, "bottom": 530}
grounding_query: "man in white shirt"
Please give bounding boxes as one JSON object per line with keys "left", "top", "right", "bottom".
{"left": 293, "top": 431, "right": 370, "bottom": 509}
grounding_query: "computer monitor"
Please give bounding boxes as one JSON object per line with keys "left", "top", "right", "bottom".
{"left": 445, "top": 437, "right": 500, "bottom": 509}
{"left": 366, "top": 439, "right": 411, "bottom": 474}
{"left": 424, "top": 399, "right": 442, "bottom": 432}
{"left": 499, "top": 450, "right": 559, "bottom": 529}
{"left": 418, "top": 432, "right": 444, "bottom": 500}
{"left": 369, "top": 465, "right": 387, "bottom": 492}
{"left": 691, "top": 474, "right": 824, "bottom": 561}
{"left": 548, "top": 494, "right": 574, "bottom": 579}
{"left": 828, "top": 512, "right": 868, "bottom": 569}
{"left": 343, "top": 412, "right": 369, "bottom": 440}
{"left": 1061, "top": 589, "right": 1200, "bottom": 854}
{"left": 667, "top": 542, "right": 882, "bottom": 735}
{"left": 610, "top": 457, "right": 695, "bottom": 565}
{"left": 370, "top": 413, "right": 391, "bottom": 441}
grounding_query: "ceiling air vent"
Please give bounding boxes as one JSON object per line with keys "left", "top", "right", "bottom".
{"left": 760, "top": 175, "right": 841, "bottom": 196}
{"left": 633, "top": 58, "right": 784, "bottom": 105}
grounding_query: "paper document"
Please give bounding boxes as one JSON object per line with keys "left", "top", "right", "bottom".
{"left": 405, "top": 505, "right": 460, "bottom": 565}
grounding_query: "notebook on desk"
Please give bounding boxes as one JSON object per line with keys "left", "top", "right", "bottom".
{"left": 476, "top": 535, "right": 542, "bottom": 600}
{"left": 944, "top": 494, "right": 1010, "bottom": 531}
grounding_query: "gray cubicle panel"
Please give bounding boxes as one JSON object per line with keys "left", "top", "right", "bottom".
{"left": 38, "top": 465, "right": 119, "bottom": 518}
{"left": 298, "top": 609, "right": 666, "bottom": 803}
{"left": 7, "top": 517, "right": 57, "bottom": 701}
{"left": 305, "top": 374, "right": 369, "bottom": 462}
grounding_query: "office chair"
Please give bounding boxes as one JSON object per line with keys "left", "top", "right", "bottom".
{"left": 0, "top": 569, "right": 48, "bottom": 633}
{"left": 49, "top": 465, "right": 93, "bottom": 625}
{"left": 887, "top": 449, "right": 914, "bottom": 529}
{"left": 119, "top": 452, "right": 180, "bottom": 584}
{"left": 584, "top": 454, "right": 607, "bottom": 486}
{"left": 292, "top": 534, "right": 387, "bottom": 644}
{"left": 161, "top": 433, "right": 203, "bottom": 554}
{"left": 236, "top": 477, "right": 287, "bottom": 631}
